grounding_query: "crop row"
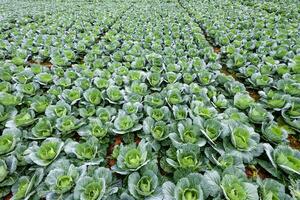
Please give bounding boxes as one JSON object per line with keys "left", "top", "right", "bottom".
{"left": 0, "top": 0, "right": 299, "bottom": 200}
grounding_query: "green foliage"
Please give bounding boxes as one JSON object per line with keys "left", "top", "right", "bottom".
{"left": 0, "top": 0, "right": 299, "bottom": 199}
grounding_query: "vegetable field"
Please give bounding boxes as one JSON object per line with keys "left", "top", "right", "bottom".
{"left": 0, "top": 0, "right": 300, "bottom": 199}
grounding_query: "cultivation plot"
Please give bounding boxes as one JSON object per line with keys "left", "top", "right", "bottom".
{"left": 0, "top": 0, "right": 299, "bottom": 199}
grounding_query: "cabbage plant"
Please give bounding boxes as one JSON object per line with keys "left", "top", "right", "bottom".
{"left": 143, "top": 117, "right": 172, "bottom": 141}
{"left": 78, "top": 118, "right": 111, "bottom": 140}
{"left": 64, "top": 138, "right": 104, "bottom": 164}
{"left": 233, "top": 92, "right": 254, "bottom": 110}
{"left": 0, "top": 128, "right": 21, "bottom": 156}
{"left": 122, "top": 163, "right": 163, "bottom": 200}
{"left": 265, "top": 144, "right": 300, "bottom": 176}
{"left": 113, "top": 140, "right": 150, "bottom": 175}
{"left": 44, "top": 159, "right": 84, "bottom": 198}
{"left": 74, "top": 167, "right": 118, "bottom": 200}
{"left": 112, "top": 111, "right": 142, "bottom": 134}
{"left": 166, "top": 146, "right": 201, "bottom": 171}
{"left": 224, "top": 122, "right": 263, "bottom": 162}
{"left": 162, "top": 173, "right": 204, "bottom": 200}
{"left": 261, "top": 121, "right": 288, "bottom": 144}
{"left": 11, "top": 168, "right": 44, "bottom": 200}
{"left": 169, "top": 118, "right": 206, "bottom": 148}
{"left": 258, "top": 178, "right": 291, "bottom": 200}
{"left": 29, "top": 118, "right": 53, "bottom": 139}
{"left": 24, "top": 138, "right": 64, "bottom": 166}
{"left": 220, "top": 168, "right": 259, "bottom": 200}
{"left": 282, "top": 98, "right": 300, "bottom": 129}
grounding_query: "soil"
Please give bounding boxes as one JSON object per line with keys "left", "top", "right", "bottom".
{"left": 247, "top": 88, "right": 260, "bottom": 101}
{"left": 220, "top": 65, "right": 261, "bottom": 101}
{"left": 220, "top": 65, "right": 239, "bottom": 81}
{"left": 28, "top": 59, "right": 52, "bottom": 68}
{"left": 288, "top": 135, "right": 300, "bottom": 150}
{"left": 135, "top": 135, "right": 141, "bottom": 144}
{"left": 73, "top": 132, "right": 81, "bottom": 142}
{"left": 108, "top": 157, "right": 117, "bottom": 167}
{"left": 106, "top": 135, "right": 122, "bottom": 168}
{"left": 213, "top": 46, "right": 221, "bottom": 54}
{"left": 245, "top": 165, "right": 271, "bottom": 179}
{"left": 4, "top": 193, "right": 12, "bottom": 200}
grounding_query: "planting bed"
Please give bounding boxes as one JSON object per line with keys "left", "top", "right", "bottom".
{"left": 0, "top": 0, "right": 299, "bottom": 199}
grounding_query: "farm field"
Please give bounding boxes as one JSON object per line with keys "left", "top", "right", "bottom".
{"left": 0, "top": 0, "right": 300, "bottom": 199}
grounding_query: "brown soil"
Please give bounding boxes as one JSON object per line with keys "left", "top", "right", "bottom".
{"left": 220, "top": 65, "right": 239, "bottom": 80}
{"left": 245, "top": 165, "right": 256, "bottom": 178}
{"left": 73, "top": 133, "right": 81, "bottom": 142}
{"left": 106, "top": 135, "right": 122, "bottom": 168}
{"left": 220, "top": 65, "right": 260, "bottom": 101}
{"left": 4, "top": 193, "right": 12, "bottom": 200}
{"left": 135, "top": 135, "right": 141, "bottom": 144}
{"left": 108, "top": 158, "right": 116, "bottom": 167}
{"left": 288, "top": 135, "right": 300, "bottom": 150}
{"left": 245, "top": 165, "right": 271, "bottom": 179}
{"left": 28, "top": 59, "right": 52, "bottom": 68}
{"left": 257, "top": 166, "right": 271, "bottom": 179}
{"left": 247, "top": 88, "right": 260, "bottom": 101}
{"left": 213, "top": 46, "right": 221, "bottom": 54}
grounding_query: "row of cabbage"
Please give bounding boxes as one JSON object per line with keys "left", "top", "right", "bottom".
{"left": 0, "top": 0, "right": 299, "bottom": 200}
{"left": 178, "top": 0, "right": 300, "bottom": 198}
{"left": 180, "top": 0, "right": 300, "bottom": 129}
{"left": 0, "top": 0, "right": 85, "bottom": 31}
{"left": 0, "top": 0, "right": 133, "bottom": 199}
{"left": 0, "top": 0, "right": 128, "bottom": 64}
